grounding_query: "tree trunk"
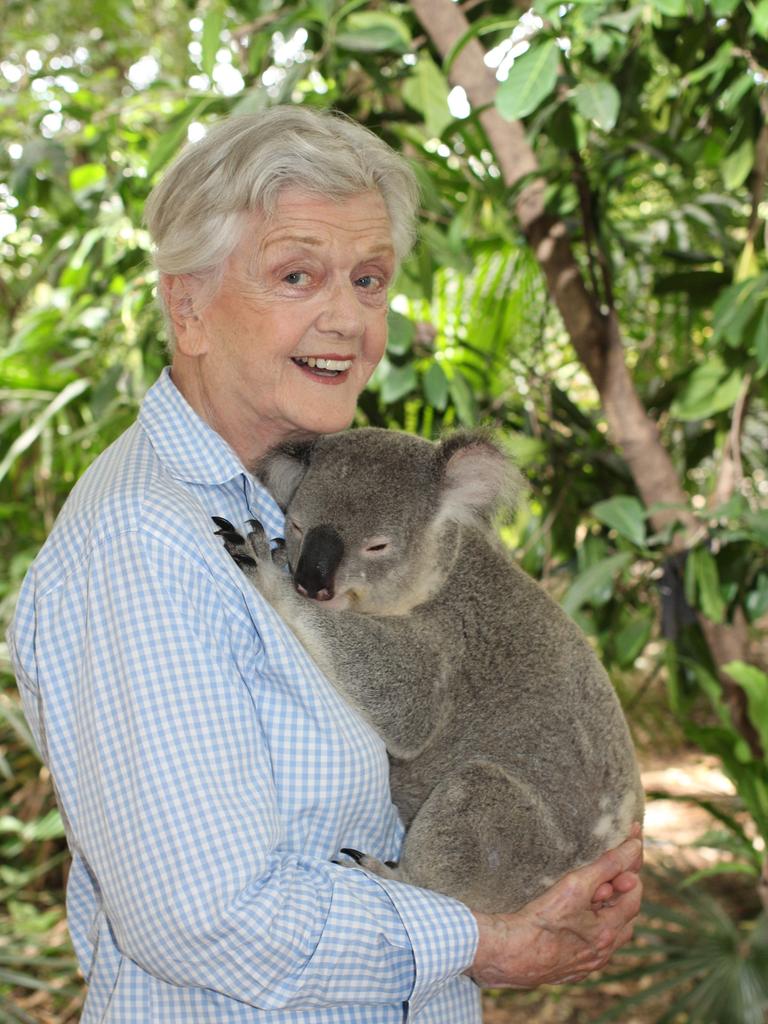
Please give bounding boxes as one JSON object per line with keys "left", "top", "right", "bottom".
{"left": 411, "top": 0, "right": 763, "bottom": 752}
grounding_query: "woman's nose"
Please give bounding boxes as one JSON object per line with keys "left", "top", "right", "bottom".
{"left": 315, "top": 280, "right": 365, "bottom": 337}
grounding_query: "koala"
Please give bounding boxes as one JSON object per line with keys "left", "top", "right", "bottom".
{"left": 215, "top": 428, "right": 644, "bottom": 914}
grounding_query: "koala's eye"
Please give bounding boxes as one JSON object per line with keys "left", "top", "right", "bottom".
{"left": 363, "top": 537, "right": 390, "bottom": 556}
{"left": 288, "top": 519, "right": 303, "bottom": 536}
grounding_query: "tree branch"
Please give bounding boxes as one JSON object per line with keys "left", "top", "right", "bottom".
{"left": 409, "top": 0, "right": 695, "bottom": 535}
{"left": 410, "top": 0, "right": 766, "bottom": 742}
{"left": 711, "top": 372, "right": 752, "bottom": 510}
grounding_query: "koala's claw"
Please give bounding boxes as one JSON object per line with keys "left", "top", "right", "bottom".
{"left": 220, "top": 530, "right": 248, "bottom": 546}
{"left": 340, "top": 847, "right": 365, "bottom": 864}
{"left": 212, "top": 516, "right": 236, "bottom": 533}
{"left": 231, "top": 552, "right": 257, "bottom": 568}
{"left": 211, "top": 517, "right": 248, "bottom": 548}
{"left": 339, "top": 847, "right": 400, "bottom": 882}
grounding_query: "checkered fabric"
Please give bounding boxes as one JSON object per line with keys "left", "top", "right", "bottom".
{"left": 8, "top": 368, "right": 481, "bottom": 1022}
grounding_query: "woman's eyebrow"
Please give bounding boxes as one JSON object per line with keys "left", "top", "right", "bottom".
{"left": 263, "top": 233, "right": 324, "bottom": 249}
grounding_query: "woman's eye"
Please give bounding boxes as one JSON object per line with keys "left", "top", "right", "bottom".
{"left": 284, "top": 271, "right": 310, "bottom": 286}
{"left": 356, "top": 274, "right": 384, "bottom": 290}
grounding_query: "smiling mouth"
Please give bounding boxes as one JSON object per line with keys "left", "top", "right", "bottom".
{"left": 292, "top": 356, "right": 353, "bottom": 377}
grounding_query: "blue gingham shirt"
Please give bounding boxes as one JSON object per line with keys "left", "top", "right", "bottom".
{"left": 9, "top": 368, "right": 481, "bottom": 1023}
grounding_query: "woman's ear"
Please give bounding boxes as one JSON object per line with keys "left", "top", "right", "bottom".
{"left": 160, "top": 273, "right": 209, "bottom": 356}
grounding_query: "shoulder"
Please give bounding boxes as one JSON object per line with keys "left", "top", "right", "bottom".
{"left": 28, "top": 420, "right": 218, "bottom": 600}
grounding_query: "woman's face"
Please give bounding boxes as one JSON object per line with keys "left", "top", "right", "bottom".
{"left": 169, "top": 189, "right": 396, "bottom": 467}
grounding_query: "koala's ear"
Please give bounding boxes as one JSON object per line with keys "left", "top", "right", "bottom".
{"left": 256, "top": 440, "right": 315, "bottom": 510}
{"left": 436, "top": 431, "right": 525, "bottom": 522}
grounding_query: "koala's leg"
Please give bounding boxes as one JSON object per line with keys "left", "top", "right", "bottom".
{"left": 354, "top": 760, "right": 577, "bottom": 915}
{"left": 215, "top": 519, "right": 445, "bottom": 759}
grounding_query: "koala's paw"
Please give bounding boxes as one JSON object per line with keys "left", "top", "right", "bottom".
{"left": 339, "top": 848, "right": 401, "bottom": 881}
{"left": 212, "top": 516, "right": 272, "bottom": 584}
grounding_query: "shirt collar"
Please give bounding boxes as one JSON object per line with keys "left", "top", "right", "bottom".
{"left": 139, "top": 367, "right": 245, "bottom": 486}
{"left": 138, "top": 368, "right": 285, "bottom": 538}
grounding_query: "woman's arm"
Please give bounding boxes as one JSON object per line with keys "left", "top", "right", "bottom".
{"left": 468, "top": 836, "right": 643, "bottom": 988}
{"left": 18, "top": 526, "right": 476, "bottom": 1012}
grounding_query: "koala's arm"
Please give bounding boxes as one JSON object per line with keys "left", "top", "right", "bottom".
{"left": 283, "top": 600, "right": 445, "bottom": 759}
{"left": 305, "top": 609, "right": 449, "bottom": 760}
{"left": 252, "top": 564, "right": 444, "bottom": 758}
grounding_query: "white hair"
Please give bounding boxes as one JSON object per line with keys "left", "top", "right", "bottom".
{"left": 145, "top": 105, "right": 420, "bottom": 296}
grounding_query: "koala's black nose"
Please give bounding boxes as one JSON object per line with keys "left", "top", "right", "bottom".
{"left": 294, "top": 525, "right": 344, "bottom": 601}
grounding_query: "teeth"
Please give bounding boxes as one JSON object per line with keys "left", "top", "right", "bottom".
{"left": 296, "top": 357, "right": 353, "bottom": 371}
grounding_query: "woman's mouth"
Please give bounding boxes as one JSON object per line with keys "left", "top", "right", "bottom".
{"left": 292, "top": 356, "right": 353, "bottom": 378}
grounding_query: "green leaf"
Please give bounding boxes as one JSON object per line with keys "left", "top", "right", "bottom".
{"left": 722, "top": 136, "right": 755, "bottom": 190}
{"left": 443, "top": 15, "right": 519, "bottom": 74}
{"left": 681, "top": 861, "right": 758, "bottom": 887}
{"left": 548, "top": 104, "right": 578, "bottom": 150}
{"left": 0, "top": 378, "right": 91, "bottom": 484}
{"left": 402, "top": 54, "right": 453, "bottom": 139}
{"left": 561, "top": 552, "right": 633, "bottom": 616}
{"left": 586, "top": 30, "right": 614, "bottom": 63}
{"left": 447, "top": 371, "right": 478, "bottom": 426}
{"left": 573, "top": 80, "right": 621, "bottom": 132}
{"left": 718, "top": 74, "right": 754, "bottom": 116}
{"left": 69, "top": 163, "right": 106, "bottom": 192}
{"left": 336, "top": 11, "right": 410, "bottom": 53}
{"left": 387, "top": 310, "right": 415, "bottom": 356}
{"left": 146, "top": 98, "right": 212, "bottom": 178}
{"left": 612, "top": 613, "right": 653, "bottom": 668}
{"left": 712, "top": 276, "right": 765, "bottom": 347}
{"left": 423, "top": 362, "right": 448, "bottom": 410}
{"left": 28, "top": 808, "right": 65, "bottom": 842}
{"left": 724, "top": 661, "right": 768, "bottom": 753}
{"left": 380, "top": 362, "right": 417, "bottom": 404}
{"left": 0, "top": 808, "right": 64, "bottom": 843}
{"left": 746, "top": 572, "right": 768, "bottom": 622}
{"left": 591, "top": 496, "right": 647, "bottom": 547}
{"left": 686, "top": 41, "right": 734, "bottom": 87}
{"left": 495, "top": 41, "right": 560, "bottom": 122}
{"left": 650, "top": 0, "right": 686, "bottom": 14}
{"left": 653, "top": 269, "right": 730, "bottom": 300}
{"left": 201, "top": 6, "right": 224, "bottom": 77}
{"left": 685, "top": 547, "right": 726, "bottom": 623}
{"left": 752, "top": 0, "right": 768, "bottom": 38}
{"left": 671, "top": 360, "right": 743, "bottom": 420}
{"left": 598, "top": 9, "right": 644, "bottom": 32}
{"left": 503, "top": 434, "right": 546, "bottom": 467}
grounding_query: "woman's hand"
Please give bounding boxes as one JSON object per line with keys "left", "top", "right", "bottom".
{"left": 467, "top": 832, "right": 643, "bottom": 989}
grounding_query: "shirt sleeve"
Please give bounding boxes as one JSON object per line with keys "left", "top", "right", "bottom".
{"left": 19, "top": 526, "right": 477, "bottom": 1012}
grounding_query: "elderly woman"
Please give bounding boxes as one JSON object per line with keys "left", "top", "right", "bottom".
{"left": 9, "top": 106, "right": 641, "bottom": 1023}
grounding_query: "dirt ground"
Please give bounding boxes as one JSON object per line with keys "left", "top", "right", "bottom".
{"left": 482, "top": 749, "right": 750, "bottom": 1023}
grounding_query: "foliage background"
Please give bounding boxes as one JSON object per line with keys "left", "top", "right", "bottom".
{"left": 1, "top": 0, "right": 767, "bottom": 1020}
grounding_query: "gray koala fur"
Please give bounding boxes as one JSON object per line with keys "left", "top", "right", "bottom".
{"left": 217, "top": 427, "right": 644, "bottom": 915}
